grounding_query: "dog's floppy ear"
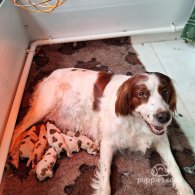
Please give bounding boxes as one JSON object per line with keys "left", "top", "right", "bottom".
{"left": 115, "top": 79, "right": 133, "bottom": 116}
{"left": 115, "top": 74, "right": 147, "bottom": 117}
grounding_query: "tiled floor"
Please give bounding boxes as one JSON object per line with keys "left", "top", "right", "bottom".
{"left": 133, "top": 40, "right": 195, "bottom": 152}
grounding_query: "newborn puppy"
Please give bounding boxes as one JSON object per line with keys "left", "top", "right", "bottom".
{"left": 27, "top": 124, "right": 48, "bottom": 168}
{"left": 67, "top": 131, "right": 99, "bottom": 155}
{"left": 19, "top": 126, "right": 38, "bottom": 160}
{"left": 62, "top": 134, "right": 81, "bottom": 153}
{"left": 35, "top": 147, "right": 57, "bottom": 181}
{"left": 8, "top": 130, "right": 30, "bottom": 168}
{"left": 46, "top": 122, "right": 72, "bottom": 158}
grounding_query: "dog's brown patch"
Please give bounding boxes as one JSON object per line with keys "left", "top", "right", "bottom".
{"left": 41, "top": 168, "right": 47, "bottom": 176}
{"left": 75, "top": 131, "right": 80, "bottom": 137}
{"left": 30, "top": 139, "right": 36, "bottom": 144}
{"left": 52, "top": 137, "right": 58, "bottom": 142}
{"left": 50, "top": 162, "right": 55, "bottom": 168}
{"left": 93, "top": 72, "right": 113, "bottom": 111}
{"left": 89, "top": 144, "right": 95, "bottom": 149}
{"left": 50, "top": 129, "right": 57, "bottom": 135}
{"left": 59, "top": 82, "right": 71, "bottom": 91}
{"left": 78, "top": 140, "right": 82, "bottom": 148}
{"left": 35, "top": 143, "right": 42, "bottom": 149}
{"left": 155, "top": 72, "right": 177, "bottom": 112}
{"left": 23, "top": 135, "right": 29, "bottom": 139}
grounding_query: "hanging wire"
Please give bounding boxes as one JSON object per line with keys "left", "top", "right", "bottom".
{"left": 12, "top": 0, "right": 67, "bottom": 13}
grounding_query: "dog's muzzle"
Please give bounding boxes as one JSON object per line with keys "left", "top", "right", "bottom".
{"left": 154, "top": 111, "right": 171, "bottom": 124}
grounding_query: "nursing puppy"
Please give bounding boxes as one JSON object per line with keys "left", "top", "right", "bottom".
{"left": 35, "top": 147, "right": 57, "bottom": 181}
{"left": 27, "top": 124, "right": 48, "bottom": 168}
{"left": 46, "top": 122, "right": 72, "bottom": 158}
{"left": 9, "top": 68, "right": 193, "bottom": 195}
{"left": 66, "top": 130, "right": 99, "bottom": 155}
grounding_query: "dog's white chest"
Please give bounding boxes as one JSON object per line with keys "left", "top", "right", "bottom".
{"left": 109, "top": 118, "right": 153, "bottom": 153}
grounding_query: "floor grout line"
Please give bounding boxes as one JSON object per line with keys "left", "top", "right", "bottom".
{"left": 150, "top": 43, "right": 168, "bottom": 74}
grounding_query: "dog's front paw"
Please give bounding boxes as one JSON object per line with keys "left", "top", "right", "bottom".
{"left": 91, "top": 180, "right": 111, "bottom": 195}
{"left": 176, "top": 181, "right": 194, "bottom": 195}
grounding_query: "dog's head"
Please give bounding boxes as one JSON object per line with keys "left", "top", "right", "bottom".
{"left": 115, "top": 72, "right": 176, "bottom": 135}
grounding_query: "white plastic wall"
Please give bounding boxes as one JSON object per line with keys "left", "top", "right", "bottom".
{"left": 20, "top": 0, "right": 194, "bottom": 41}
{"left": 0, "top": 0, "right": 29, "bottom": 142}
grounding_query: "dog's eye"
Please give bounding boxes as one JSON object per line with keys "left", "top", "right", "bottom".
{"left": 163, "top": 89, "right": 169, "bottom": 96}
{"left": 138, "top": 91, "right": 146, "bottom": 98}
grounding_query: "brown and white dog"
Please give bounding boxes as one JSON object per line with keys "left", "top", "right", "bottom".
{"left": 9, "top": 68, "right": 193, "bottom": 195}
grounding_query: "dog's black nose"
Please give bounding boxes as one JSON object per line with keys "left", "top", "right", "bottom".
{"left": 154, "top": 112, "right": 171, "bottom": 124}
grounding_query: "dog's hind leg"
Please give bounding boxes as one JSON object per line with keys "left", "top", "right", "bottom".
{"left": 9, "top": 107, "right": 46, "bottom": 154}
{"left": 9, "top": 80, "right": 58, "bottom": 157}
